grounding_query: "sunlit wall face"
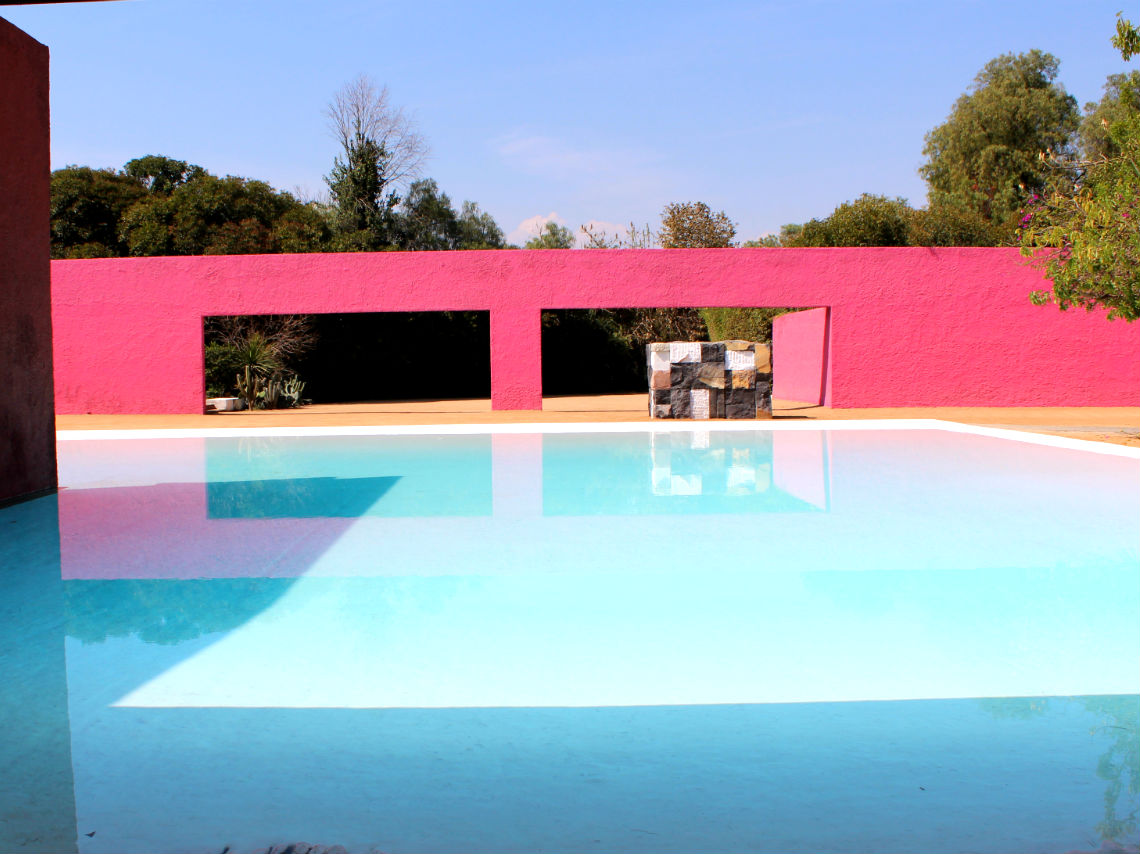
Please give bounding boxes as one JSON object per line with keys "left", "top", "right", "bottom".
{"left": 3, "top": 427, "right": 1137, "bottom": 853}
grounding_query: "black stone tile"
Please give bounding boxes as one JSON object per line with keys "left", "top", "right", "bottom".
{"left": 670, "top": 388, "right": 692, "bottom": 418}
{"left": 701, "top": 341, "right": 726, "bottom": 363}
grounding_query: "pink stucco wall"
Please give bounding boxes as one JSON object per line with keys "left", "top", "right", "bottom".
{"left": 773, "top": 307, "right": 830, "bottom": 405}
{"left": 50, "top": 247, "right": 1140, "bottom": 414}
{"left": 1, "top": 18, "right": 56, "bottom": 499}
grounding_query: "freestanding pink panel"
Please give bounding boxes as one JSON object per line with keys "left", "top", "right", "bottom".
{"left": 773, "top": 308, "right": 830, "bottom": 406}
{"left": 50, "top": 248, "right": 1140, "bottom": 414}
{"left": 1, "top": 18, "right": 55, "bottom": 500}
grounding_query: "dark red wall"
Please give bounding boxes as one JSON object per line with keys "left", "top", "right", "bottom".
{"left": 1, "top": 17, "right": 56, "bottom": 502}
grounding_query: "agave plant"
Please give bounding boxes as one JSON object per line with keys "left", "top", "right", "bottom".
{"left": 233, "top": 333, "right": 281, "bottom": 410}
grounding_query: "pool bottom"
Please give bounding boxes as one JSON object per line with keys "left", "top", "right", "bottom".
{"left": 30, "top": 695, "right": 1135, "bottom": 854}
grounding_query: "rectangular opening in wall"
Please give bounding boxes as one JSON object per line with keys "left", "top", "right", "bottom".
{"left": 540, "top": 307, "right": 810, "bottom": 398}
{"left": 203, "top": 311, "right": 490, "bottom": 408}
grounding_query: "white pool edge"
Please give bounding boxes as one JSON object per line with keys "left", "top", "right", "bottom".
{"left": 55, "top": 418, "right": 1140, "bottom": 458}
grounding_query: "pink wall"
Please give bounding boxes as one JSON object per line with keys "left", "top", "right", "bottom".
{"left": 51, "top": 247, "right": 1140, "bottom": 414}
{"left": 773, "top": 307, "right": 830, "bottom": 405}
{"left": 1, "top": 19, "right": 56, "bottom": 500}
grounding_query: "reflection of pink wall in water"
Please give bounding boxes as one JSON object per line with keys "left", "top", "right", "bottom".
{"left": 492, "top": 433, "right": 543, "bottom": 518}
{"left": 773, "top": 308, "right": 830, "bottom": 406}
{"left": 823, "top": 429, "right": 1136, "bottom": 521}
{"left": 772, "top": 431, "right": 829, "bottom": 509}
{"left": 51, "top": 248, "right": 1140, "bottom": 413}
{"left": 58, "top": 482, "right": 367, "bottom": 579}
{"left": 57, "top": 435, "right": 363, "bottom": 580}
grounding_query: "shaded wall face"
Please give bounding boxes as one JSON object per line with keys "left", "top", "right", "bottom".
{"left": 0, "top": 18, "right": 56, "bottom": 500}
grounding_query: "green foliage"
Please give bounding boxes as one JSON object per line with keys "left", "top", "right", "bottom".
{"left": 783, "top": 194, "right": 1005, "bottom": 248}
{"left": 398, "top": 178, "right": 459, "bottom": 250}
{"left": 456, "top": 201, "right": 507, "bottom": 249}
{"left": 659, "top": 201, "right": 736, "bottom": 248}
{"left": 1020, "top": 119, "right": 1140, "bottom": 320}
{"left": 120, "top": 172, "right": 325, "bottom": 256}
{"left": 909, "top": 201, "right": 1011, "bottom": 246}
{"left": 741, "top": 234, "right": 783, "bottom": 247}
{"left": 792, "top": 194, "right": 912, "bottom": 247}
{"left": 204, "top": 340, "right": 242, "bottom": 397}
{"left": 325, "top": 131, "right": 400, "bottom": 249}
{"left": 741, "top": 223, "right": 803, "bottom": 247}
{"left": 1080, "top": 71, "right": 1140, "bottom": 159}
{"left": 920, "top": 50, "right": 1080, "bottom": 227}
{"left": 205, "top": 318, "right": 313, "bottom": 403}
{"left": 1020, "top": 22, "right": 1140, "bottom": 321}
{"left": 50, "top": 166, "right": 146, "bottom": 258}
{"left": 777, "top": 223, "right": 803, "bottom": 245}
{"left": 51, "top": 152, "right": 500, "bottom": 261}
{"left": 525, "top": 221, "right": 575, "bottom": 249}
{"left": 122, "top": 155, "right": 204, "bottom": 194}
{"left": 700, "top": 307, "right": 789, "bottom": 344}
{"left": 1113, "top": 12, "right": 1140, "bottom": 60}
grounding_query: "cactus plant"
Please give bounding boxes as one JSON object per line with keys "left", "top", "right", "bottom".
{"left": 235, "top": 365, "right": 262, "bottom": 411}
{"left": 262, "top": 375, "right": 283, "bottom": 409}
{"left": 282, "top": 376, "right": 306, "bottom": 407}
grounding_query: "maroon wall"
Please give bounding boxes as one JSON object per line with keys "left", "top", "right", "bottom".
{"left": 0, "top": 18, "right": 56, "bottom": 502}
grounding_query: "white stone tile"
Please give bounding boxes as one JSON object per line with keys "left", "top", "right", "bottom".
{"left": 725, "top": 349, "right": 753, "bottom": 371}
{"left": 670, "top": 342, "right": 701, "bottom": 363}
{"left": 690, "top": 389, "right": 710, "bottom": 420}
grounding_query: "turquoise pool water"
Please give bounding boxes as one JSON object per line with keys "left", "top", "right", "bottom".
{"left": 1, "top": 426, "right": 1137, "bottom": 853}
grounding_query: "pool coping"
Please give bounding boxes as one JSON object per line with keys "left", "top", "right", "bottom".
{"left": 56, "top": 418, "right": 1140, "bottom": 458}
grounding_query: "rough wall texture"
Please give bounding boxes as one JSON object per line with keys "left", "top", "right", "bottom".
{"left": 1, "top": 19, "right": 56, "bottom": 500}
{"left": 773, "top": 307, "right": 830, "bottom": 405}
{"left": 647, "top": 341, "right": 773, "bottom": 419}
{"left": 50, "top": 247, "right": 1140, "bottom": 414}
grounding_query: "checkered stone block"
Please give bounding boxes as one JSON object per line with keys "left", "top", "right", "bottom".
{"left": 647, "top": 340, "right": 772, "bottom": 419}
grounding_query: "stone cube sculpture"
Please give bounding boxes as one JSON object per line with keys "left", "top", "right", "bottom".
{"left": 647, "top": 340, "right": 772, "bottom": 419}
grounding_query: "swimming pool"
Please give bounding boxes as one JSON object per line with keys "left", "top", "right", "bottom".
{"left": 2, "top": 422, "right": 1137, "bottom": 853}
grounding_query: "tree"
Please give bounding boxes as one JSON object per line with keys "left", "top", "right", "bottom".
{"left": 326, "top": 75, "right": 428, "bottom": 193}
{"left": 120, "top": 171, "right": 328, "bottom": 256}
{"left": 1080, "top": 71, "right": 1140, "bottom": 159}
{"left": 325, "top": 131, "right": 399, "bottom": 250}
{"left": 50, "top": 166, "right": 146, "bottom": 258}
{"left": 783, "top": 194, "right": 1005, "bottom": 248}
{"left": 525, "top": 221, "right": 575, "bottom": 249}
{"left": 123, "top": 155, "right": 205, "bottom": 195}
{"left": 397, "top": 179, "right": 459, "bottom": 250}
{"left": 909, "top": 201, "right": 1008, "bottom": 246}
{"left": 740, "top": 224, "right": 806, "bottom": 247}
{"left": 741, "top": 234, "right": 783, "bottom": 247}
{"left": 324, "top": 76, "right": 428, "bottom": 251}
{"left": 658, "top": 201, "right": 736, "bottom": 248}
{"left": 456, "top": 201, "right": 507, "bottom": 249}
{"left": 1020, "top": 21, "right": 1140, "bottom": 321}
{"left": 1114, "top": 12, "right": 1140, "bottom": 60}
{"left": 790, "top": 194, "right": 913, "bottom": 247}
{"left": 920, "top": 50, "right": 1080, "bottom": 227}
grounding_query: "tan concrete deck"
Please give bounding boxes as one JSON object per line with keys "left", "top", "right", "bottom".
{"left": 54, "top": 394, "right": 1140, "bottom": 447}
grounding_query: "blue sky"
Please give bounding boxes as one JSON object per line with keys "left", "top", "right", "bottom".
{"left": 4, "top": 0, "right": 1136, "bottom": 245}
